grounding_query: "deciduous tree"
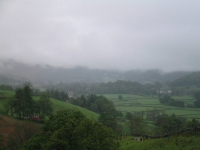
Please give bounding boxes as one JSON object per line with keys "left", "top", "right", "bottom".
{"left": 98, "top": 112, "right": 117, "bottom": 131}
{"left": 37, "top": 92, "right": 53, "bottom": 119}
{"left": 23, "top": 109, "right": 119, "bottom": 150}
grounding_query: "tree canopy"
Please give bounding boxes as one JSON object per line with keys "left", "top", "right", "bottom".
{"left": 194, "top": 91, "right": 200, "bottom": 108}
{"left": 154, "top": 113, "right": 186, "bottom": 134}
{"left": 118, "top": 95, "right": 123, "bottom": 100}
{"left": 70, "top": 94, "right": 122, "bottom": 117}
{"left": 47, "top": 89, "right": 68, "bottom": 101}
{"left": 5, "top": 84, "right": 53, "bottom": 120}
{"left": 98, "top": 112, "right": 117, "bottom": 131}
{"left": 23, "top": 109, "right": 119, "bottom": 150}
{"left": 37, "top": 92, "right": 53, "bottom": 119}
{"left": 7, "top": 83, "right": 35, "bottom": 119}
{"left": 159, "top": 94, "right": 185, "bottom": 108}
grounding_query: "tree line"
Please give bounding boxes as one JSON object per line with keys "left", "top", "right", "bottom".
{"left": 46, "top": 80, "right": 163, "bottom": 95}
{"left": 125, "top": 111, "right": 200, "bottom": 136}
{"left": 159, "top": 95, "right": 185, "bottom": 108}
{"left": 159, "top": 91, "right": 200, "bottom": 108}
{"left": 69, "top": 94, "right": 123, "bottom": 132}
{"left": 5, "top": 83, "right": 53, "bottom": 119}
{"left": 0, "top": 84, "right": 13, "bottom": 91}
{"left": 170, "top": 72, "right": 200, "bottom": 88}
{"left": 46, "top": 89, "right": 69, "bottom": 101}
{"left": 69, "top": 94, "right": 122, "bottom": 117}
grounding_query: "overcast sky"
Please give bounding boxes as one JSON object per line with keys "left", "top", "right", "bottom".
{"left": 0, "top": 0, "right": 200, "bottom": 72}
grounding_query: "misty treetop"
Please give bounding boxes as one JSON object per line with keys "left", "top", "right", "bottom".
{"left": 0, "top": 84, "right": 13, "bottom": 91}
{"left": 46, "top": 89, "right": 68, "bottom": 101}
{"left": 48, "top": 80, "right": 157, "bottom": 95}
{"left": 170, "top": 72, "right": 200, "bottom": 88}
{"left": 0, "top": 62, "right": 192, "bottom": 84}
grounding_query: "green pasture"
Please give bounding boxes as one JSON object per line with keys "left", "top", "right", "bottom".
{"left": 0, "top": 89, "right": 15, "bottom": 96}
{"left": 44, "top": 96, "right": 99, "bottom": 120}
{"left": 172, "top": 96, "right": 195, "bottom": 105}
{"left": 102, "top": 94, "right": 199, "bottom": 120}
{"left": 119, "top": 136, "right": 200, "bottom": 150}
{"left": 33, "top": 96, "right": 99, "bottom": 120}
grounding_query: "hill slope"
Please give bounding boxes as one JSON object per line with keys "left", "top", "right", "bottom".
{"left": 0, "top": 60, "right": 191, "bottom": 84}
{"left": 170, "top": 71, "right": 200, "bottom": 87}
{"left": 0, "top": 90, "right": 99, "bottom": 120}
{"left": 33, "top": 96, "right": 99, "bottom": 120}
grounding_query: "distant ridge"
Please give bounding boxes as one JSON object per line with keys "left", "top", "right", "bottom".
{"left": 0, "top": 60, "right": 192, "bottom": 84}
{"left": 170, "top": 71, "right": 200, "bottom": 87}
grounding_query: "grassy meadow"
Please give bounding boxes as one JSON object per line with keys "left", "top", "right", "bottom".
{"left": 102, "top": 94, "right": 200, "bottom": 120}
{"left": 51, "top": 98, "right": 99, "bottom": 120}
{"left": 119, "top": 135, "right": 200, "bottom": 150}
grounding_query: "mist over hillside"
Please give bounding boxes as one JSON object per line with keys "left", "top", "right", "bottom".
{"left": 0, "top": 60, "right": 192, "bottom": 85}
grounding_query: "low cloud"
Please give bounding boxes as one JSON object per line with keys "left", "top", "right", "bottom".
{"left": 0, "top": 0, "right": 200, "bottom": 72}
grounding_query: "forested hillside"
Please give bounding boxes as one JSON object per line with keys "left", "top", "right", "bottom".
{"left": 45, "top": 80, "right": 156, "bottom": 95}
{"left": 0, "top": 60, "right": 191, "bottom": 84}
{"left": 170, "top": 72, "right": 200, "bottom": 87}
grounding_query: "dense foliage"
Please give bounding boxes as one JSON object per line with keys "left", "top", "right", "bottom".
{"left": 98, "top": 112, "right": 117, "bottom": 131}
{"left": 193, "top": 91, "right": 200, "bottom": 108}
{"left": 22, "top": 109, "right": 119, "bottom": 150}
{"left": 170, "top": 72, "right": 200, "bottom": 88}
{"left": 6, "top": 83, "right": 35, "bottom": 119}
{"left": 126, "top": 113, "right": 146, "bottom": 135}
{"left": 37, "top": 92, "right": 53, "bottom": 119}
{"left": 159, "top": 95, "right": 185, "bottom": 107}
{"left": 45, "top": 80, "right": 160, "bottom": 95}
{"left": 125, "top": 111, "right": 189, "bottom": 136}
{"left": 5, "top": 83, "right": 53, "bottom": 119}
{"left": 154, "top": 114, "right": 187, "bottom": 135}
{"left": 0, "top": 84, "right": 13, "bottom": 91}
{"left": 118, "top": 95, "right": 123, "bottom": 100}
{"left": 91, "top": 80, "right": 145, "bottom": 94}
{"left": 70, "top": 94, "right": 122, "bottom": 117}
{"left": 46, "top": 89, "right": 68, "bottom": 101}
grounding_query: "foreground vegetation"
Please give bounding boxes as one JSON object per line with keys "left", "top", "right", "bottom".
{"left": 120, "top": 135, "right": 200, "bottom": 150}
{"left": 23, "top": 109, "right": 119, "bottom": 150}
{"left": 0, "top": 114, "right": 41, "bottom": 149}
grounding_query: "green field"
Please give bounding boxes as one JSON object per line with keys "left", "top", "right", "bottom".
{"left": 119, "top": 136, "right": 200, "bottom": 150}
{"left": 102, "top": 94, "right": 200, "bottom": 120}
